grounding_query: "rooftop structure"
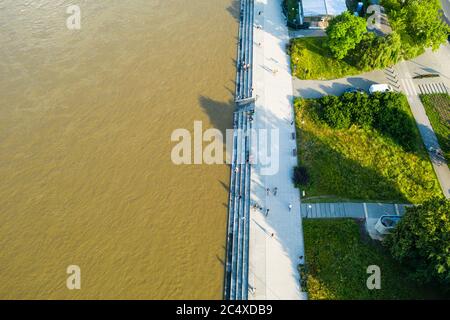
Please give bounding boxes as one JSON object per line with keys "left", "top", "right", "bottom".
{"left": 299, "top": 0, "right": 348, "bottom": 28}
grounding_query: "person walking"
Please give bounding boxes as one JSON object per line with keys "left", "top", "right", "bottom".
{"left": 266, "top": 208, "right": 269, "bottom": 216}
{"left": 273, "top": 187, "right": 278, "bottom": 196}
{"left": 288, "top": 203, "right": 292, "bottom": 212}
{"left": 266, "top": 187, "right": 270, "bottom": 196}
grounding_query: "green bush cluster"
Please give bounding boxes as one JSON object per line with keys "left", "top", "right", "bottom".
{"left": 324, "top": 1, "right": 449, "bottom": 71}
{"left": 380, "top": 0, "right": 449, "bottom": 59}
{"left": 325, "top": 11, "right": 401, "bottom": 70}
{"left": 315, "top": 92, "right": 418, "bottom": 150}
{"left": 326, "top": 11, "right": 368, "bottom": 60}
{"left": 351, "top": 32, "right": 402, "bottom": 70}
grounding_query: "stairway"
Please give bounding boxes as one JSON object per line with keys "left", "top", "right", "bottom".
{"left": 224, "top": 0, "right": 254, "bottom": 301}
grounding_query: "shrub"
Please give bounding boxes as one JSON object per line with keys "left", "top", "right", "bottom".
{"left": 320, "top": 95, "right": 352, "bottom": 129}
{"left": 375, "top": 94, "right": 417, "bottom": 150}
{"left": 294, "top": 166, "right": 309, "bottom": 186}
{"left": 316, "top": 92, "right": 417, "bottom": 150}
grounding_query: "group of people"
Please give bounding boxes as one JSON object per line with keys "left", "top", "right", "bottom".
{"left": 241, "top": 60, "right": 251, "bottom": 71}
{"left": 251, "top": 187, "right": 293, "bottom": 218}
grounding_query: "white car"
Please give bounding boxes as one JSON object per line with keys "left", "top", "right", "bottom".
{"left": 369, "top": 84, "right": 393, "bottom": 94}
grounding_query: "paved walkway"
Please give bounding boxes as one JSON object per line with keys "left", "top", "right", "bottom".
{"left": 301, "top": 201, "right": 412, "bottom": 240}
{"left": 292, "top": 69, "right": 388, "bottom": 98}
{"left": 394, "top": 50, "right": 450, "bottom": 199}
{"left": 248, "top": 0, "right": 307, "bottom": 300}
{"left": 441, "top": 0, "right": 450, "bottom": 24}
{"left": 301, "top": 202, "right": 410, "bottom": 219}
{"left": 289, "top": 29, "right": 326, "bottom": 39}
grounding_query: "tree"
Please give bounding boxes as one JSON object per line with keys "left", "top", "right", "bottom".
{"left": 326, "top": 11, "right": 367, "bottom": 60}
{"left": 384, "top": 0, "right": 450, "bottom": 55}
{"left": 405, "top": 0, "right": 450, "bottom": 51}
{"left": 293, "top": 166, "right": 309, "bottom": 186}
{"left": 385, "top": 197, "right": 450, "bottom": 286}
{"left": 353, "top": 32, "right": 402, "bottom": 71}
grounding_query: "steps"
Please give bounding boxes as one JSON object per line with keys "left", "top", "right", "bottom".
{"left": 225, "top": 110, "right": 252, "bottom": 300}
{"left": 225, "top": 0, "right": 254, "bottom": 301}
{"left": 300, "top": 203, "right": 365, "bottom": 219}
{"left": 235, "top": 0, "right": 254, "bottom": 101}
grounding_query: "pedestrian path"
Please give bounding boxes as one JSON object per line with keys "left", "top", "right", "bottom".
{"left": 400, "top": 78, "right": 418, "bottom": 96}
{"left": 300, "top": 202, "right": 410, "bottom": 219}
{"left": 248, "top": 0, "right": 307, "bottom": 300}
{"left": 418, "top": 82, "right": 448, "bottom": 95}
{"left": 385, "top": 66, "right": 402, "bottom": 93}
{"left": 395, "top": 61, "right": 450, "bottom": 198}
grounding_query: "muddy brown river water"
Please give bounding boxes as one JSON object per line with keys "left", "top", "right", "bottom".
{"left": 0, "top": 0, "right": 238, "bottom": 299}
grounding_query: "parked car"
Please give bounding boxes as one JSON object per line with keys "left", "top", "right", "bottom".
{"left": 369, "top": 84, "right": 393, "bottom": 94}
{"left": 344, "top": 87, "right": 365, "bottom": 94}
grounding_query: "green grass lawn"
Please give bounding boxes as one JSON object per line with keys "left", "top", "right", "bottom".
{"left": 420, "top": 93, "right": 450, "bottom": 161}
{"left": 289, "top": 37, "right": 362, "bottom": 80}
{"left": 294, "top": 97, "right": 442, "bottom": 204}
{"left": 303, "top": 219, "right": 445, "bottom": 299}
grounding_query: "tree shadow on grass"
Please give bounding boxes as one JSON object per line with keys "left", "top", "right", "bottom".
{"left": 295, "top": 99, "right": 443, "bottom": 203}
{"left": 297, "top": 128, "right": 411, "bottom": 203}
{"left": 290, "top": 36, "right": 360, "bottom": 69}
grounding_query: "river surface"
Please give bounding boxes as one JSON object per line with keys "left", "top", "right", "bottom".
{"left": 0, "top": 0, "right": 238, "bottom": 299}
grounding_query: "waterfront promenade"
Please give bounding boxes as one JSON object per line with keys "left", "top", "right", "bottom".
{"left": 248, "top": 0, "right": 307, "bottom": 300}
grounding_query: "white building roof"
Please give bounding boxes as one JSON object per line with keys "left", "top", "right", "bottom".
{"left": 301, "top": 0, "right": 348, "bottom": 17}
